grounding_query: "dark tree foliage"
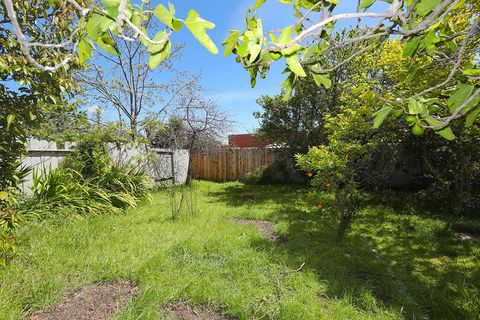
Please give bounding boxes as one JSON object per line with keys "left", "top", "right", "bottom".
{"left": 254, "top": 76, "right": 342, "bottom": 155}
{"left": 0, "top": 0, "right": 82, "bottom": 189}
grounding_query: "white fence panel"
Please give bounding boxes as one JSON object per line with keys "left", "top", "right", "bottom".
{"left": 20, "top": 139, "right": 189, "bottom": 194}
{"left": 20, "top": 139, "right": 75, "bottom": 193}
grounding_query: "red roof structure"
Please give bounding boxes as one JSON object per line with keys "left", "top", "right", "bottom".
{"left": 228, "top": 134, "right": 270, "bottom": 148}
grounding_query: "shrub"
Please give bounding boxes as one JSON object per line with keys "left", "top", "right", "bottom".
{"left": 243, "top": 166, "right": 270, "bottom": 185}
{"left": 23, "top": 168, "right": 126, "bottom": 218}
{"left": 23, "top": 164, "right": 152, "bottom": 219}
{"left": 296, "top": 142, "right": 369, "bottom": 237}
{"left": 0, "top": 187, "right": 25, "bottom": 266}
{"left": 23, "top": 128, "right": 153, "bottom": 219}
{"left": 243, "top": 161, "right": 298, "bottom": 185}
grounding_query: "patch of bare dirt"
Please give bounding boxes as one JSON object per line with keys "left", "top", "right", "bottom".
{"left": 29, "top": 281, "right": 139, "bottom": 320}
{"left": 233, "top": 218, "right": 280, "bottom": 241}
{"left": 162, "top": 302, "right": 234, "bottom": 320}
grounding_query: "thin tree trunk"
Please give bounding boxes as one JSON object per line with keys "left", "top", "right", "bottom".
{"left": 186, "top": 133, "right": 197, "bottom": 186}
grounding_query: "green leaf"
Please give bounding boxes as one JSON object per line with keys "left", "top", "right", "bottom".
{"left": 464, "top": 68, "right": 480, "bottom": 76}
{"left": 448, "top": 84, "right": 475, "bottom": 112}
{"left": 249, "top": 67, "right": 258, "bottom": 88}
{"left": 437, "top": 127, "right": 455, "bottom": 140}
{"left": 6, "top": 114, "right": 15, "bottom": 129}
{"left": 408, "top": 98, "right": 428, "bottom": 115}
{"left": 373, "top": 105, "right": 393, "bottom": 128}
{"left": 149, "top": 41, "right": 171, "bottom": 69}
{"left": 269, "top": 32, "right": 277, "bottom": 43}
{"left": 285, "top": 55, "right": 306, "bottom": 77}
{"left": 281, "top": 43, "right": 303, "bottom": 56}
{"left": 29, "top": 111, "right": 37, "bottom": 121}
{"left": 278, "top": 26, "right": 291, "bottom": 46}
{"left": 254, "top": 0, "right": 267, "bottom": 10}
{"left": 249, "top": 43, "right": 262, "bottom": 63}
{"left": 404, "top": 69, "right": 417, "bottom": 85}
{"left": 154, "top": 4, "right": 173, "bottom": 27}
{"left": 103, "top": 5, "right": 123, "bottom": 20}
{"left": 425, "top": 117, "right": 456, "bottom": 140}
{"left": 423, "top": 30, "right": 440, "bottom": 54}
{"left": 86, "top": 13, "right": 102, "bottom": 40}
{"left": 147, "top": 31, "right": 168, "bottom": 54}
{"left": 131, "top": 11, "right": 142, "bottom": 28}
{"left": 466, "top": 107, "right": 480, "bottom": 126}
{"left": 417, "top": 0, "right": 442, "bottom": 16}
{"left": 172, "top": 19, "right": 182, "bottom": 31}
{"left": 96, "top": 32, "right": 119, "bottom": 56}
{"left": 184, "top": 9, "right": 218, "bottom": 54}
{"left": 403, "top": 37, "right": 420, "bottom": 57}
{"left": 0, "top": 191, "right": 7, "bottom": 201}
{"left": 87, "top": 13, "right": 114, "bottom": 41}
{"left": 222, "top": 30, "right": 240, "bottom": 57}
{"left": 78, "top": 37, "right": 93, "bottom": 64}
{"left": 312, "top": 73, "right": 332, "bottom": 89}
{"left": 102, "top": 0, "right": 120, "bottom": 5}
{"left": 358, "top": 0, "right": 376, "bottom": 9}
{"left": 154, "top": 4, "right": 181, "bottom": 31}
{"left": 281, "top": 73, "right": 296, "bottom": 101}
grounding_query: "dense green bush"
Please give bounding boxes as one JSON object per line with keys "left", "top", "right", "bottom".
{"left": 415, "top": 126, "right": 480, "bottom": 215}
{"left": 0, "top": 187, "right": 25, "bottom": 267}
{"left": 243, "top": 166, "right": 271, "bottom": 185}
{"left": 23, "top": 129, "right": 153, "bottom": 219}
{"left": 242, "top": 162, "right": 294, "bottom": 185}
{"left": 23, "top": 168, "right": 124, "bottom": 218}
{"left": 24, "top": 165, "right": 152, "bottom": 219}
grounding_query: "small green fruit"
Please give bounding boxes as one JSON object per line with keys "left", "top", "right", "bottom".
{"left": 406, "top": 115, "right": 417, "bottom": 125}
{"left": 269, "top": 51, "right": 282, "bottom": 60}
{"left": 412, "top": 124, "right": 425, "bottom": 136}
{"left": 393, "top": 110, "right": 403, "bottom": 118}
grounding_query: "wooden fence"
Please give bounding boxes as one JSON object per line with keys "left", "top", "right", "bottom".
{"left": 191, "top": 148, "right": 278, "bottom": 182}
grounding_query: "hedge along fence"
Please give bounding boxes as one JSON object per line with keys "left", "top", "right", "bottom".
{"left": 20, "top": 139, "right": 190, "bottom": 193}
{"left": 191, "top": 148, "right": 279, "bottom": 182}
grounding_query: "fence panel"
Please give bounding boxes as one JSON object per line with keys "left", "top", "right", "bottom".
{"left": 20, "top": 139, "right": 190, "bottom": 194}
{"left": 191, "top": 148, "right": 278, "bottom": 182}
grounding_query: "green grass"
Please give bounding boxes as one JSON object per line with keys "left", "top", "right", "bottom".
{"left": 1, "top": 181, "right": 479, "bottom": 319}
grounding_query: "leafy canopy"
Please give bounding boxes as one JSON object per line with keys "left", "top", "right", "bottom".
{"left": 223, "top": 0, "right": 480, "bottom": 139}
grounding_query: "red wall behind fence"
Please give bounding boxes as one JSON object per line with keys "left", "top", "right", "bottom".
{"left": 228, "top": 134, "right": 270, "bottom": 148}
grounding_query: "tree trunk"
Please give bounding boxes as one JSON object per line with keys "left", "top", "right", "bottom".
{"left": 337, "top": 208, "right": 353, "bottom": 238}
{"left": 185, "top": 133, "right": 197, "bottom": 186}
{"left": 130, "top": 118, "right": 137, "bottom": 140}
{"left": 335, "top": 189, "right": 354, "bottom": 238}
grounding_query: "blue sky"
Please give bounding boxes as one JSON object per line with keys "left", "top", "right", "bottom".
{"left": 132, "top": 0, "right": 389, "bottom": 134}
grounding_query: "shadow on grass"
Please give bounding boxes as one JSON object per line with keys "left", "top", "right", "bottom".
{"left": 209, "top": 183, "right": 480, "bottom": 320}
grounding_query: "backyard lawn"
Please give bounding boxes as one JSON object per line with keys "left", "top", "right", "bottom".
{"left": 1, "top": 181, "right": 479, "bottom": 320}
